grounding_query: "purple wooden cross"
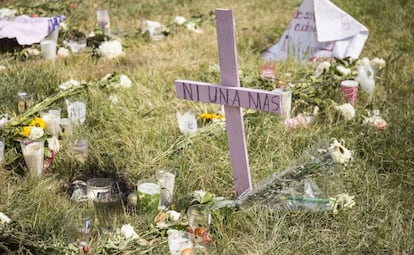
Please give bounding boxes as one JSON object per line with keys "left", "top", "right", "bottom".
{"left": 175, "top": 9, "right": 283, "bottom": 196}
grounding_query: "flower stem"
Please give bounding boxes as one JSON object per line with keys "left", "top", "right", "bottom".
{"left": 284, "top": 195, "right": 330, "bottom": 204}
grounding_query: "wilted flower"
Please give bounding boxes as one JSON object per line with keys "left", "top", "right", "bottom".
{"left": 59, "top": 22, "right": 68, "bottom": 31}
{"left": 109, "top": 94, "right": 120, "bottom": 104}
{"left": 0, "top": 212, "right": 11, "bottom": 224}
{"left": 119, "top": 74, "right": 132, "bottom": 88}
{"left": 329, "top": 193, "right": 355, "bottom": 214}
{"left": 28, "top": 126, "right": 44, "bottom": 140}
{"left": 174, "top": 16, "right": 186, "bottom": 25}
{"left": 57, "top": 47, "right": 70, "bottom": 58}
{"left": 26, "top": 48, "right": 40, "bottom": 56}
{"left": 314, "top": 61, "right": 331, "bottom": 77}
{"left": 141, "top": 20, "right": 166, "bottom": 40}
{"left": 328, "top": 139, "right": 352, "bottom": 164}
{"left": 370, "top": 57, "right": 386, "bottom": 71}
{"left": 59, "top": 79, "right": 80, "bottom": 90}
{"left": 336, "top": 65, "right": 351, "bottom": 76}
{"left": 185, "top": 22, "right": 202, "bottom": 33}
{"left": 121, "top": 224, "right": 139, "bottom": 239}
{"left": 335, "top": 103, "right": 355, "bottom": 120}
{"left": 284, "top": 114, "right": 315, "bottom": 129}
{"left": 357, "top": 57, "right": 370, "bottom": 66}
{"left": 363, "top": 110, "right": 387, "bottom": 129}
{"left": 167, "top": 210, "right": 181, "bottom": 221}
{"left": 98, "top": 40, "right": 124, "bottom": 59}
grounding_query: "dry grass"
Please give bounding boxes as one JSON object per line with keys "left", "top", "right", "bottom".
{"left": 0, "top": 0, "right": 413, "bottom": 254}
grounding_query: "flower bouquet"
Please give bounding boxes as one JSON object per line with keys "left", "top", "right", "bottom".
{"left": 236, "top": 139, "right": 355, "bottom": 214}
{"left": 0, "top": 82, "right": 86, "bottom": 173}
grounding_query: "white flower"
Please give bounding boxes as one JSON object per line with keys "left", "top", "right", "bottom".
{"left": 27, "top": 48, "right": 40, "bottom": 56}
{"left": 119, "top": 74, "right": 132, "bottom": 88}
{"left": 329, "top": 193, "right": 355, "bottom": 214}
{"left": 0, "top": 114, "right": 8, "bottom": 128}
{"left": 58, "top": 22, "right": 68, "bottom": 31}
{"left": 328, "top": 139, "right": 352, "bottom": 164}
{"left": 0, "top": 212, "right": 11, "bottom": 224}
{"left": 0, "top": 65, "right": 6, "bottom": 72}
{"left": 59, "top": 79, "right": 80, "bottom": 90}
{"left": 174, "top": 16, "right": 186, "bottom": 25}
{"left": 370, "top": 57, "right": 386, "bottom": 71}
{"left": 47, "top": 136, "right": 60, "bottom": 153}
{"left": 363, "top": 110, "right": 387, "bottom": 129}
{"left": 121, "top": 224, "right": 139, "bottom": 239}
{"left": 193, "top": 190, "right": 207, "bottom": 202}
{"left": 98, "top": 40, "right": 124, "bottom": 59}
{"left": 141, "top": 20, "right": 166, "bottom": 40}
{"left": 185, "top": 22, "right": 202, "bottom": 33}
{"left": 335, "top": 103, "right": 355, "bottom": 120}
{"left": 356, "top": 64, "right": 375, "bottom": 94}
{"left": 88, "top": 31, "right": 96, "bottom": 37}
{"left": 109, "top": 94, "right": 120, "bottom": 104}
{"left": 357, "top": 57, "right": 370, "bottom": 66}
{"left": 167, "top": 210, "right": 181, "bottom": 221}
{"left": 176, "top": 111, "right": 197, "bottom": 135}
{"left": 314, "top": 61, "right": 331, "bottom": 77}
{"left": 336, "top": 65, "right": 351, "bottom": 76}
{"left": 29, "top": 127, "right": 44, "bottom": 140}
{"left": 57, "top": 47, "right": 70, "bottom": 58}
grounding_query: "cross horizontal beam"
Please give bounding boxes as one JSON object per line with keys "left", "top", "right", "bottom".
{"left": 175, "top": 80, "right": 282, "bottom": 114}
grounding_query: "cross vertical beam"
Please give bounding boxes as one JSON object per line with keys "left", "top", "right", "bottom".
{"left": 215, "top": 9, "right": 252, "bottom": 196}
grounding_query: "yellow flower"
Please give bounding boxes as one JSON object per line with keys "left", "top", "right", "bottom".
{"left": 199, "top": 113, "right": 224, "bottom": 121}
{"left": 200, "top": 113, "right": 213, "bottom": 120}
{"left": 21, "top": 126, "right": 31, "bottom": 137}
{"left": 213, "top": 113, "right": 224, "bottom": 119}
{"left": 29, "top": 117, "right": 46, "bottom": 129}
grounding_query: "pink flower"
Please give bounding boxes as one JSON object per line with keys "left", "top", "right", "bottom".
{"left": 57, "top": 47, "right": 70, "bottom": 58}
{"left": 374, "top": 118, "right": 387, "bottom": 129}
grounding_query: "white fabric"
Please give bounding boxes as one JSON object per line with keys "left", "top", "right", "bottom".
{"left": 263, "top": 0, "right": 368, "bottom": 61}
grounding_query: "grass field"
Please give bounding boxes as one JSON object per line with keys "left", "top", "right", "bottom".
{"left": 0, "top": 0, "right": 413, "bottom": 254}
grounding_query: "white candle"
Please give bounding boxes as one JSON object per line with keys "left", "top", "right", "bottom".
{"left": 22, "top": 141, "right": 44, "bottom": 177}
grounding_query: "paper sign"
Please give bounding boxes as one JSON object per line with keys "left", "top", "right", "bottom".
{"left": 263, "top": 0, "right": 368, "bottom": 61}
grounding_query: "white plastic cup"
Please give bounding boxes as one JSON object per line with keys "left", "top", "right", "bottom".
{"left": 40, "top": 40, "right": 56, "bottom": 61}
